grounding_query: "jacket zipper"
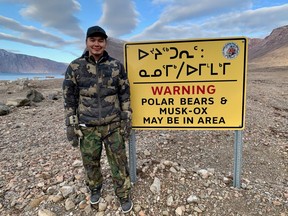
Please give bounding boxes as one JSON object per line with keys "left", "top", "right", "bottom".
{"left": 96, "top": 57, "right": 104, "bottom": 121}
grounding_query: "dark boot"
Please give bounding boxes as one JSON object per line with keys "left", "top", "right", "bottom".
{"left": 120, "top": 196, "right": 133, "bottom": 213}
{"left": 90, "top": 185, "right": 102, "bottom": 204}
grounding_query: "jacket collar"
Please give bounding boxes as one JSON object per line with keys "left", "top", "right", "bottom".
{"left": 82, "top": 50, "right": 109, "bottom": 63}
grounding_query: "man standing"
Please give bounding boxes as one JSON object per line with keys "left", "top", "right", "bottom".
{"left": 62, "top": 26, "right": 133, "bottom": 213}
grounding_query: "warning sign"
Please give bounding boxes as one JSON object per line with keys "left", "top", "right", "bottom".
{"left": 124, "top": 37, "right": 248, "bottom": 130}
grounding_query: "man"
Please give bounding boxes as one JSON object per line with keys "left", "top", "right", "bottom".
{"left": 62, "top": 26, "right": 133, "bottom": 213}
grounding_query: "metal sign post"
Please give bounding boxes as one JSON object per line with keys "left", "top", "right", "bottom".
{"left": 233, "top": 130, "right": 243, "bottom": 188}
{"left": 128, "top": 130, "right": 137, "bottom": 183}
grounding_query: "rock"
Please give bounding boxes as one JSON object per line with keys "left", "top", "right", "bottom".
{"left": 84, "top": 204, "right": 92, "bottom": 215}
{"left": 163, "top": 160, "right": 173, "bottom": 166}
{"left": 197, "top": 169, "right": 209, "bottom": 179}
{"left": 65, "top": 198, "right": 75, "bottom": 210}
{"left": 187, "top": 195, "right": 199, "bottom": 204}
{"left": 56, "top": 174, "right": 64, "bottom": 183}
{"left": 98, "top": 202, "right": 107, "bottom": 211}
{"left": 272, "top": 200, "right": 282, "bottom": 206}
{"left": 169, "top": 167, "right": 177, "bottom": 173}
{"left": 223, "top": 177, "right": 232, "bottom": 184}
{"left": 72, "top": 159, "right": 83, "bottom": 167}
{"left": 46, "top": 186, "right": 56, "bottom": 195}
{"left": 26, "top": 89, "right": 44, "bottom": 102}
{"left": 133, "top": 204, "right": 141, "bottom": 213}
{"left": 162, "top": 210, "right": 169, "bottom": 216}
{"left": 194, "top": 206, "right": 203, "bottom": 213}
{"left": 150, "top": 177, "right": 161, "bottom": 194}
{"left": 105, "top": 195, "right": 114, "bottom": 203}
{"left": 6, "top": 98, "right": 31, "bottom": 107}
{"left": 166, "top": 195, "right": 173, "bottom": 206}
{"left": 139, "top": 210, "right": 146, "bottom": 216}
{"left": 175, "top": 206, "right": 185, "bottom": 216}
{"left": 79, "top": 200, "right": 88, "bottom": 209}
{"left": 144, "top": 149, "right": 151, "bottom": 156}
{"left": 48, "top": 93, "right": 58, "bottom": 100}
{"left": 0, "top": 104, "right": 10, "bottom": 115}
{"left": 60, "top": 186, "right": 74, "bottom": 198}
{"left": 29, "top": 196, "right": 47, "bottom": 208}
{"left": 48, "top": 195, "right": 63, "bottom": 203}
{"left": 38, "top": 209, "right": 56, "bottom": 216}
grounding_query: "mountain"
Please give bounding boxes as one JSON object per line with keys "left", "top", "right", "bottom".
{"left": 0, "top": 49, "right": 68, "bottom": 74}
{"left": 0, "top": 37, "right": 125, "bottom": 74}
{"left": 248, "top": 25, "right": 288, "bottom": 69}
{"left": 106, "top": 38, "right": 125, "bottom": 63}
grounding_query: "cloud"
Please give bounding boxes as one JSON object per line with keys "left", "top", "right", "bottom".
{"left": 129, "top": 1, "right": 288, "bottom": 41}
{"left": 19, "top": 0, "right": 83, "bottom": 38}
{"left": 0, "top": 32, "right": 53, "bottom": 48}
{"left": 0, "top": 15, "right": 80, "bottom": 48}
{"left": 98, "top": 0, "right": 139, "bottom": 37}
{"left": 202, "top": 4, "right": 288, "bottom": 37}
{"left": 156, "top": 0, "right": 251, "bottom": 23}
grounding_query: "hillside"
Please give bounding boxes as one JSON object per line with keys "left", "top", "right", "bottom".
{"left": 248, "top": 25, "right": 288, "bottom": 69}
{"left": 0, "top": 49, "right": 68, "bottom": 74}
{"left": 106, "top": 38, "right": 125, "bottom": 63}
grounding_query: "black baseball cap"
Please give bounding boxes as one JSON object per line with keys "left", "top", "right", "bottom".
{"left": 86, "top": 26, "right": 108, "bottom": 39}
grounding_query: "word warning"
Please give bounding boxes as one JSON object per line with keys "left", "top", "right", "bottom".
{"left": 124, "top": 37, "right": 248, "bottom": 130}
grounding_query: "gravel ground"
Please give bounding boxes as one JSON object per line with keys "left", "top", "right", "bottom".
{"left": 0, "top": 69, "right": 287, "bottom": 216}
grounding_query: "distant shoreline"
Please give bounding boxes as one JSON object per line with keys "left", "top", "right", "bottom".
{"left": 0, "top": 72, "right": 64, "bottom": 81}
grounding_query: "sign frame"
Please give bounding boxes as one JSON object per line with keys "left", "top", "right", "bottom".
{"left": 124, "top": 37, "right": 248, "bottom": 130}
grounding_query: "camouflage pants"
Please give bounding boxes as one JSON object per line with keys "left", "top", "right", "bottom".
{"left": 79, "top": 123, "right": 131, "bottom": 199}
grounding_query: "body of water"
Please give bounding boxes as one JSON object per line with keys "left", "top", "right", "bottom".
{"left": 0, "top": 72, "right": 64, "bottom": 81}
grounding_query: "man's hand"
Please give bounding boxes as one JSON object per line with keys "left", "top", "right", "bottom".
{"left": 66, "top": 125, "right": 79, "bottom": 147}
{"left": 120, "top": 111, "right": 132, "bottom": 140}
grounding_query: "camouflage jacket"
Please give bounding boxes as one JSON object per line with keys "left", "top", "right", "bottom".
{"left": 63, "top": 50, "right": 131, "bottom": 126}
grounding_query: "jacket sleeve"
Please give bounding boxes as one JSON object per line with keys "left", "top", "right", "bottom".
{"left": 118, "top": 63, "right": 132, "bottom": 119}
{"left": 62, "top": 63, "right": 79, "bottom": 123}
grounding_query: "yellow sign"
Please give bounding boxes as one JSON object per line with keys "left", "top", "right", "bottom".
{"left": 124, "top": 37, "right": 248, "bottom": 130}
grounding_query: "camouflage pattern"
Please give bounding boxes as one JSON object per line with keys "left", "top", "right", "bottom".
{"left": 120, "top": 111, "right": 132, "bottom": 140}
{"left": 62, "top": 50, "right": 132, "bottom": 199}
{"left": 80, "top": 123, "right": 131, "bottom": 199}
{"left": 62, "top": 50, "right": 132, "bottom": 126}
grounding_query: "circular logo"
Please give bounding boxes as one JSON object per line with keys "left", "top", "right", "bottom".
{"left": 222, "top": 42, "right": 240, "bottom": 59}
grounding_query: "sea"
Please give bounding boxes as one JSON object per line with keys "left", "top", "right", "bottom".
{"left": 0, "top": 72, "right": 64, "bottom": 81}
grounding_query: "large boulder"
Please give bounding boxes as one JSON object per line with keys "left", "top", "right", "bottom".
{"left": 0, "top": 103, "right": 10, "bottom": 116}
{"left": 6, "top": 98, "right": 31, "bottom": 107}
{"left": 26, "top": 89, "right": 44, "bottom": 102}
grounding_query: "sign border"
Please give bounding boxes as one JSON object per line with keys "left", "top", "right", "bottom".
{"left": 124, "top": 37, "right": 248, "bottom": 130}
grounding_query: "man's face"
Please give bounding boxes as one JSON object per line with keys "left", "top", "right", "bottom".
{"left": 86, "top": 36, "right": 107, "bottom": 60}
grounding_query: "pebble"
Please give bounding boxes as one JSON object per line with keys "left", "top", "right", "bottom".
{"left": 99, "top": 202, "right": 107, "bottom": 211}
{"left": 65, "top": 198, "right": 75, "bottom": 210}
{"left": 29, "top": 196, "right": 47, "bottom": 208}
{"left": 60, "top": 186, "right": 75, "bottom": 198}
{"left": 175, "top": 206, "right": 185, "bottom": 216}
{"left": 187, "top": 195, "right": 199, "bottom": 204}
{"left": 166, "top": 195, "right": 173, "bottom": 206}
{"left": 48, "top": 195, "right": 63, "bottom": 203}
{"left": 38, "top": 209, "right": 56, "bottom": 216}
{"left": 150, "top": 177, "right": 161, "bottom": 194}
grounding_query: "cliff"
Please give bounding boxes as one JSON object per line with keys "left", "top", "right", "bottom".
{"left": 0, "top": 49, "right": 68, "bottom": 73}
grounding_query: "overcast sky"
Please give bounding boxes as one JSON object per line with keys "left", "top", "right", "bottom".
{"left": 0, "top": 0, "right": 287, "bottom": 63}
